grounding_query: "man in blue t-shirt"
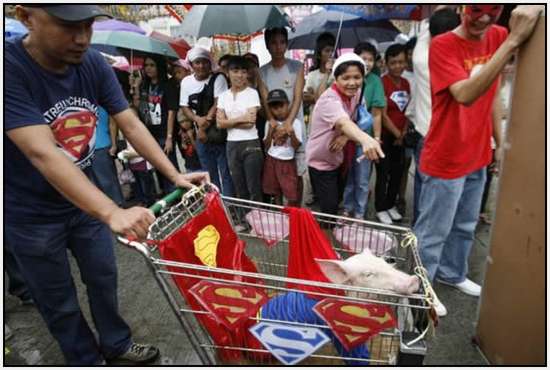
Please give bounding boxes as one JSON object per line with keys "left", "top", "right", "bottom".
{"left": 4, "top": 5, "right": 209, "bottom": 365}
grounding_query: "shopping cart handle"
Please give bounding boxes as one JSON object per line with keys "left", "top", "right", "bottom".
{"left": 149, "top": 188, "right": 185, "bottom": 215}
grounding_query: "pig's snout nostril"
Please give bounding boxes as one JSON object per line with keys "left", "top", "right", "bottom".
{"left": 408, "top": 276, "right": 420, "bottom": 294}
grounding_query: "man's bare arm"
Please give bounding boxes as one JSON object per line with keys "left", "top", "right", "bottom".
{"left": 449, "top": 5, "right": 543, "bottom": 105}
{"left": 6, "top": 124, "right": 154, "bottom": 238}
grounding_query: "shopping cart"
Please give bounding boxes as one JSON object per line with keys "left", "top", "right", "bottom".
{"left": 118, "top": 184, "right": 436, "bottom": 365}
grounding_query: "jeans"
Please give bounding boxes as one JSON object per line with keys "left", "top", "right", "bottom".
{"left": 4, "top": 245, "right": 32, "bottom": 301}
{"left": 412, "top": 136, "right": 425, "bottom": 226}
{"left": 414, "top": 168, "right": 487, "bottom": 283}
{"left": 343, "top": 153, "right": 372, "bottom": 219}
{"left": 154, "top": 137, "right": 177, "bottom": 195}
{"left": 375, "top": 139, "right": 405, "bottom": 212}
{"left": 195, "top": 140, "right": 235, "bottom": 197}
{"left": 90, "top": 148, "right": 124, "bottom": 206}
{"left": 4, "top": 211, "right": 132, "bottom": 365}
{"left": 226, "top": 140, "right": 264, "bottom": 202}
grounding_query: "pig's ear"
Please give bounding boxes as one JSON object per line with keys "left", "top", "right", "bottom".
{"left": 316, "top": 259, "right": 350, "bottom": 284}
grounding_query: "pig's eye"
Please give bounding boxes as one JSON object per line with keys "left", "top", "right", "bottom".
{"left": 361, "top": 272, "right": 376, "bottom": 279}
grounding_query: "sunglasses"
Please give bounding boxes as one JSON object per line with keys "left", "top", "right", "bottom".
{"left": 464, "top": 5, "right": 503, "bottom": 21}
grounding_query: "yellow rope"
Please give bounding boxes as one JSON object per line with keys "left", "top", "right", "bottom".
{"left": 400, "top": 231, "right": 418, "bottom": 249}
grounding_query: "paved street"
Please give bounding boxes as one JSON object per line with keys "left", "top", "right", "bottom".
{"left": 4, "top": 166, "right": 495, "bottom": 365}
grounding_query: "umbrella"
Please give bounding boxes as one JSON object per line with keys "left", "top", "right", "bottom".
{"left": 149, "top": 31, "right": 191, "bottom": 59}
{"left": 288, "top": 10, "right": 400, "bottom": 50}
{"left": 5, "top": 17, "right": 28, "bottom": 38}
{"left": 178, "top": 5, "right": 290, "bottom": 38}
{"left": 91, "top": 30, "right": 179, "bottom": 59}
{"left": 323, "top": 5, "right": 421, "bottom": 21}
{"left": 92, "top": 19, "right": 145, "bottom": 34}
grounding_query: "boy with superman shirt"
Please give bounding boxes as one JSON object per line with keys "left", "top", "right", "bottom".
{"left": 414, "top": 5, "right": 543, "bottom": 317}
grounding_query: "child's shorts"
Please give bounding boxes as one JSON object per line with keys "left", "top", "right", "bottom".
{"left": 262, "top": 155, "right": 300, "bottom": 202}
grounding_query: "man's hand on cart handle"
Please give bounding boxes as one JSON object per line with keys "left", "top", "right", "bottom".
{"left": 106, "top": 206, "right": 156, "bottom": 241}
{"left": 173, "top": 171, "right": 210, "bottom": 190}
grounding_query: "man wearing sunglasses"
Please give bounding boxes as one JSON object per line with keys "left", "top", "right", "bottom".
{"left": 414, "top": 5, "right": 543, "bottom": 317}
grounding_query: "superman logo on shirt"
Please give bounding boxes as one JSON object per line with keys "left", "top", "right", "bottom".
{"left": 50, "top": 108, "right": 97, "bottom": 167}
{"left": 390, "top": 90, "right": 409, "bottom": 112}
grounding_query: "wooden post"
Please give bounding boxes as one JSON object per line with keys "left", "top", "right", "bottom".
{"left": 475, "top": 15, "right": 545, "bottom": 365}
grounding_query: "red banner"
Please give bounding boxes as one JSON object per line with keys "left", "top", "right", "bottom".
{"left": 313, "top": 299, "right": 397, "bottom": 351}
{"left": 189, "top": 280, "right": 268, "bottom": 330}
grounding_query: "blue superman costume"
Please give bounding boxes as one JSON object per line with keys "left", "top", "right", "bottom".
{"left": 158, "top": 193, "right": 370, "bottom": 364}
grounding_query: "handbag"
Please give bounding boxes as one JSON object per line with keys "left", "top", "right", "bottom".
{"left": 188, "top": 72, "right": 228, "bottom": 145}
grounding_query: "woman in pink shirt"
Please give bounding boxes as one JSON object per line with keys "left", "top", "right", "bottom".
{"left": 306, "top": 53, "right": 384, "bottom": 217}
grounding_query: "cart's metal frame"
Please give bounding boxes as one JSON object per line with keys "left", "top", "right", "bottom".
{"left": 118, "top": 185, "right": 435, "bottom": 365}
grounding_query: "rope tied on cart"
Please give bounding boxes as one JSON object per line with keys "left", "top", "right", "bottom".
{"left": 400, "top": 231, "right": 417, "bottom": 250}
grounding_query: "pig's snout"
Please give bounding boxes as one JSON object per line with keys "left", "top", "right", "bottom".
{"left": 395, "top": 275, "right": 420, "bottom": 295}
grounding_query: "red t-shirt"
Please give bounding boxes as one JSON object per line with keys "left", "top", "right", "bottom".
{"left": 382, "top": 75, "right": 410, "bottom": 134}
{"left": 420, "top": 25, "right": 508, "bottom": 179}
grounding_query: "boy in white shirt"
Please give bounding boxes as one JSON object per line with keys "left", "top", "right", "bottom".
{"left": 262, "top": 89, "right": 303, "bottom": 206}
{"left": 216, "top": 56, "right": 264, "bottom": 202}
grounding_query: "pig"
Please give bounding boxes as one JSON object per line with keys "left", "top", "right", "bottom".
{"left": 316, "top": 248, "right": 420, "bottom": 295}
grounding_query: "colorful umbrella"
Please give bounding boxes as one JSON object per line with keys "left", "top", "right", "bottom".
{"left": 92, "top": 19, "right": 145, "bottom": 34}
{"left": 288, "top": 10, "right": 400, "bottom": 50}
{"left": 149, "top": 31, "right": 191, "bottom": 59}
{"left": 5, "top": 17, "right": 28, "bottom": 38}
{"left": 91, "top": 30, "right": 179, "bottom": 59}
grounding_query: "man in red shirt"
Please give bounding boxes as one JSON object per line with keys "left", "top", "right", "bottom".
{"left": 415, "top": 5, "right": 543, "bottom": 317}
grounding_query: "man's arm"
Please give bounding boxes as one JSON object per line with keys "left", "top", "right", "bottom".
{"left": 6, "top": 124, "right": 154, "bottom": 239}
{"left": 257, "top": 73, "right": 274, "bottom": 122}
{"left": 449, "top": 5, "right": 543, "bottom": 105}
{"left": 285, "top": 66, "right": 305, "bottom": 129}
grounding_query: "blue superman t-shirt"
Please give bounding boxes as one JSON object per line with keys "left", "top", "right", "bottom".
{"left": 4, "top": 36, "right": 128, "bottom": 223}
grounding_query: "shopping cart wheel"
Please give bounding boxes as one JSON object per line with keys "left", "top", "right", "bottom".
{"left": 397, "top": 331, "right": 427, "bottom": 365}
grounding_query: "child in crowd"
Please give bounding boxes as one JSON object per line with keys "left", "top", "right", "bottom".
{"left": 262, "top": 89, "right": 303, "bottom": 206}
{"left": 216, "top": 56, "right": 264, "bottom": 202}
{"left": 375, "top": 44, "right": 410, "bottom": 225}
{"left": 118, "top": 140, "right": 156, "bottom": 207}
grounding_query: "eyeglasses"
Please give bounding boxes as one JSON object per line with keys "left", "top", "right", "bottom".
{"left": 144, "top": 63, "right": 156, "bottom": 67}
{"left": 464, "top": 5, "right": 503, "bottom": 21}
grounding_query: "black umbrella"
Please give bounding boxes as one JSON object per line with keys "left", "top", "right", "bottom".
{"left": 288, "top": 10, "right": 400, "bottom": 50}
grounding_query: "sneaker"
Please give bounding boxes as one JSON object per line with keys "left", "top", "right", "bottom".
{"left": 437, "top": 278, "right": 481, "bottom": 297}
{"left": 387, "top": 207, "right": 403, "bottom": 221}
{"left": 376, "top": 211, "right": 393, "bottom": 225}
{"left": 433, "top": 295, "right": 448, "bottom": 317}
{"left": 107, "top": 343, "right": 160, "bottom": 365}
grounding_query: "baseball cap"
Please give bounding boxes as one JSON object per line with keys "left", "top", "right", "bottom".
{"left": 25, "top": 5, "right": 112, "bottom": 22}
{"left": 267, "top": 89, "right": 289, "bottom": 105}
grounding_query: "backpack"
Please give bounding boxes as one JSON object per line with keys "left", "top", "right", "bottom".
{"left": 188, "top": 72, "right": 228, "bottom": 144}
